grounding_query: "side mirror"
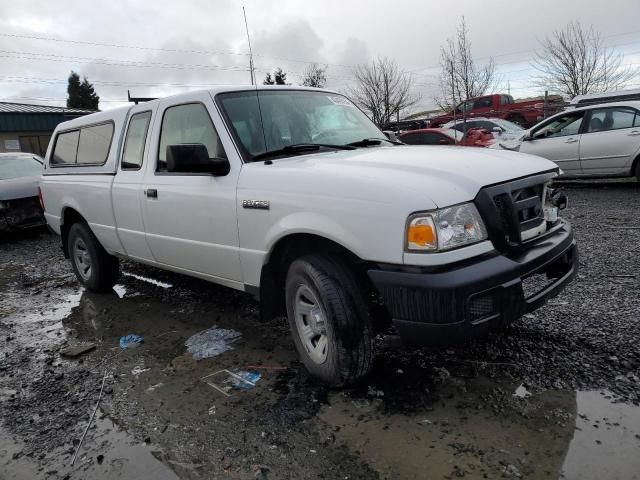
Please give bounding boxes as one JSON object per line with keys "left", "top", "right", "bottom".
{"left": 492, "top": 127, "right": 503, "bottom": 134}
{"left": 521, "top": 132, "right": 533, "bottom": 141}
{"left": 166, "top": 144, "right": 229, "bottom": 176}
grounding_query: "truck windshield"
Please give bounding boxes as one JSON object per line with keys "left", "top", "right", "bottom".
{"left": 217, "top": 90, "right": 384, "bottom": 162}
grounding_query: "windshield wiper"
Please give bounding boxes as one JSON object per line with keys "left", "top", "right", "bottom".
{"left": 346, "top": 137, "right": 403, "bottom": 147}
{"left": 252, "top": 143, "right": 356, "bottom": 162}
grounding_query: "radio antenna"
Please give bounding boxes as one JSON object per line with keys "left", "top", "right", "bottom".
{"left": 243, "top": 6, "right": 255, "bottom": 85}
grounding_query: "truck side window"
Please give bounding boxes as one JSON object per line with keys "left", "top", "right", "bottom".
{"left": 122, "top": 111, "right": 152, "bottom": 170}
{"left": 76, "top": 123, "right": 114, "bottom": 165}
{"left": 157, "top": 103, "right": 227, "bottom": 172}
{"left": 51, "top": 130, "right": 79, "bottom": 165}
{"left": 473, "top": 97, "right": 492, "bottom": 109}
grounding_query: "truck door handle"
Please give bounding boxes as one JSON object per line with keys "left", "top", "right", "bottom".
{"left": 144, "top": 189, "right": 158, "bottom": 199}
{"left": 564, "top": 138, "right": 578, "bottom": 144}
{"left": 628, "top": 130, "right": 640, "bottom": 136}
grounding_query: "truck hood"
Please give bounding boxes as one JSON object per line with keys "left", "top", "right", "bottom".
{"left": 0, "top": 175, "right": 40, "bottom": 201}
{"left": 260, "top": 145, "right": 558, "bottom": 208}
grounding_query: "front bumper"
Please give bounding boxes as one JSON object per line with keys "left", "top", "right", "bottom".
{"left": 368, "top": 220, "right": 577, "bottom": 346}
{"left": 0, "top": 197, "right": 45, "bottom": 233}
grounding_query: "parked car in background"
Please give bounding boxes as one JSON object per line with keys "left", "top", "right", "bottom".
{"left": 493, "top": 101, "right": 640, "bottom": 180}
{"left": 0, "top": 153, "right": 45, "bottom": 233}
{"left": 399, "top": 127, "right": 495, "bottom": 148}
{"left": 442, "top": 117, "right": 524, "bottom": 141}
{"left": 567, "top": 88, "right": 640, "bottom": 109}
{"left": 399, "top": 128, "right": 460, "bottom": 145}
{"left": 429, "top": 94, "right": 562, "bottom": 128}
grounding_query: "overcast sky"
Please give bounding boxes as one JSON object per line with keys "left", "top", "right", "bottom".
{"left": 1, "top": 0, "right": 639, "bottom": 113}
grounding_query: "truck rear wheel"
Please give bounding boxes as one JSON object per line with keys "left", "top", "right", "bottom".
{"left": 285, "top": 254, "right": 375, "bottom": 386}
{"left": 68, "top": 222, "right": 119, "bottom": 293}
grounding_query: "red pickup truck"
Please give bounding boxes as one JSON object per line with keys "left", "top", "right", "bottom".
{"left": 429, "top": 94, "right": 560, "bottom": 128}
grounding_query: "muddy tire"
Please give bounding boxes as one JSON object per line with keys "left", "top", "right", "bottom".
{"left": 285, "top": 254, "right": 374, "bottom": 386}
{"left": 67, "top": 222, "right": 119, "bottom": 292}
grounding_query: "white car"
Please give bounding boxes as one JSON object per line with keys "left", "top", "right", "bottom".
{"left": 40, "top": 86, "right": 577, "bottom": 385}
{"left": 494, "top": 101, "right": 640, "bottom": 179}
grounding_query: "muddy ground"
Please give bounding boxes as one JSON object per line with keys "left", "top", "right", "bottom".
{"left": 1, "top": 181, "right": 639, "bottom": 480}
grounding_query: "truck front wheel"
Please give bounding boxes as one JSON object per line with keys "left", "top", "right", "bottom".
{"left": 67, "top": 222, "right": 119, "bottom": 293}
{"left": 285, "top": 255, "right": 375, "bottom": 386}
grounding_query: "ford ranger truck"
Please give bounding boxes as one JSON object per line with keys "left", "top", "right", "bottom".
{"left": 40, "top": 86, "right": 578, "bottom": 386}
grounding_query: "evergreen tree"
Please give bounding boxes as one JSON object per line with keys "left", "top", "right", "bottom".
{"left": 273, "top": 67, "right": 287, "bottom": 85}
{"left": 263, "top": 68, "right": 288, "bottom": 85}
{"left": 66, "top": 71, "right": 100, "bottom": 110}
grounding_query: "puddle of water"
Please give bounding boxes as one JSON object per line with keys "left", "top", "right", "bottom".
{"left": 17, "top": 289, "right": 83, "bottom": 324}
{"left": 320, "top": 379, "right": 575, "bottom": 480}
{"left": 561, "top": 391, "right": 640, "bottom": 480}
{"left": 185, "top": 325, "right": 242, "bottom": 360}
{"left": 0, "top": 414, "right": 179, "bottom": 480}
{"left": 122, "top": 272, "right": 173, "bottom": 289}
{"left": 320, "top": 383, "right": 640, "bottom": 480}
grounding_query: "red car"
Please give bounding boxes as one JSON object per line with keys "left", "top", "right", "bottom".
{"left": 399, "top": 127, "right": 495, "bottom": 148}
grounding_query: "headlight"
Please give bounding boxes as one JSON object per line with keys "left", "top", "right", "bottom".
{"left": 406, "top": 202, "right": 488, "bottom": 252}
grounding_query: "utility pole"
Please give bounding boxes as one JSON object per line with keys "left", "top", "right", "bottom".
{"left": 243, "top": 6, "right": 255, "bottom": 85}
{"left": 450, "top": 59, "right": 456, "bottom": 127}
{"left": 543, "top": 90, "right": 549, "bottom": 119}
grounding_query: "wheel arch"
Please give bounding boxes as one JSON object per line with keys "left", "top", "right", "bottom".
{"left": 258, "top": 232, "right": 385, "bottom": 327}
{"left": 60, "top": 206, "right": 88, "bottom": 258}
{"left": 631, "top": 151, "right": 640, "bottom": 179}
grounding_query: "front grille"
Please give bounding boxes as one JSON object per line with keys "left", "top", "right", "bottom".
{"left": 468, "top": 294, "right": 495, "bottom": 321}
{"left": 475, "top": 172, "right": 555, "bottom": 252}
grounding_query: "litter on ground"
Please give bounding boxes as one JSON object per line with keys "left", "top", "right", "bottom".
{"left": 514, "top": 384, "right": 532, "bottom": 398}
{"left": 185, "top": 326, "right": 241, "bottom": 360}
{"left": 119, "top": 334, "right": 144, "bottom": 349}
{"left": 201, "top": 369, "right": 261, "bottom": 397}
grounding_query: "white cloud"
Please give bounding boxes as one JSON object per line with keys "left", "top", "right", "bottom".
{"left": 0, "top": 0, "right": 638, "bottom": 111}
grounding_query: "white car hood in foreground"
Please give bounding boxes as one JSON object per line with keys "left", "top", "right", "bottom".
{"left": 249, "top": 145, "right": 558, "bottom": 208}
{"left": 0, "top": 175, "right": 40, "bottom": 201}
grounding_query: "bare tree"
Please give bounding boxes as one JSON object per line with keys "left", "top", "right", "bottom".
{"left": 533, "top": 21, "right": 635, "bottom": 98}
{"left": 349, "top": 57, "right": 420, "bottom": 127}
{"left": 437, "top": 17, "right": 496, "bottom": 110}
{"left": 301, "top": 63, "right": 327, "bottom": 88}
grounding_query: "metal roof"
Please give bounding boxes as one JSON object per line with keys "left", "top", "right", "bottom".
{"left": 0, "top": 102, "right": 94, "bottom": 132}
{"left": 0, "top": 101, "right": 95, "bottom": 114}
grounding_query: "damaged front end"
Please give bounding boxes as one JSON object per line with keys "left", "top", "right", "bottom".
{"left": 0, "top": 196, "right": 45, "bottom": 233}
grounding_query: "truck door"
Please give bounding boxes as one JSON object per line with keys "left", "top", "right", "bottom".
{"left": 519, "top": 111, "right": 585, "bottom": 175}
{"left": 140, "top": 93, "right": 243, "bottom": 287}
{"left": 578, "top": 106, "right": 640, "bottom": 176}
{"left": 112, "top": 104, "right": 156, "bottom": 262}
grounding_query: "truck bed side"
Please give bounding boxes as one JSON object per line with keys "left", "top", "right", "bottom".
{"left": 41, "top": 106, "right": 132, "bottom": 256}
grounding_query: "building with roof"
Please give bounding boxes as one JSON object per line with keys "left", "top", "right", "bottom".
{"left": 0, "top": 102, "right": 94, "bottom": 157}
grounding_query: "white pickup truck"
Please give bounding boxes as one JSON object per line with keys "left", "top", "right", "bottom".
{"left": 40, "top": 86, "right": 578, "bottom": 385}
